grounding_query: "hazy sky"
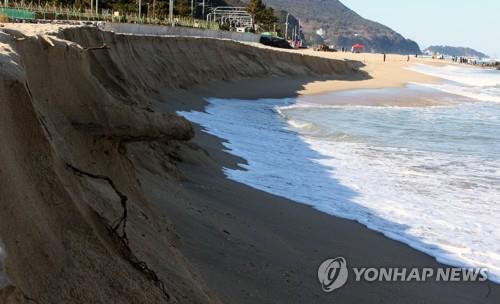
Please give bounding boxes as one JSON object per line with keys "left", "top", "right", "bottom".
{"left": 340, "top": 0, "right": 500, "bottom": 57}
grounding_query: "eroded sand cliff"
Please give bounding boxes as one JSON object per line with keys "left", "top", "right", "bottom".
{"left": 0, "top": 25, "right": 354, "bottom": 303}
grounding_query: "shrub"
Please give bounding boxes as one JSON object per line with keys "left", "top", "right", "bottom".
{"left": 0, "top": 14, "right": 9, "bottom": 23}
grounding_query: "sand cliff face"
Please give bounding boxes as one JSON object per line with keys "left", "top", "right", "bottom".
{"left": 0, "top": 25, "right": 354, "bottom": 303}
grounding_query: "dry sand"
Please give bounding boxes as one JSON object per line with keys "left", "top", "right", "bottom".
{"left": 242, "top": 41, "right": 444, "bottom": 96}
{"left": 296, "top": 50, "right": 443, "bottom": 95}
{"left": 0, "top": 23, "right": 498, "bottom": 304}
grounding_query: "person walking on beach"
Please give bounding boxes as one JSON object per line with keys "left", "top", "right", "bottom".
{"left": 407, "top": 55, "right": 410, "bottom": 62}
{"left": 383, "top": 53, "right": 386, "bottom": 62}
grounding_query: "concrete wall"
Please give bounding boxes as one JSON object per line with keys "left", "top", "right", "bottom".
{"left": 99, "top": 23, "right": 261, "bottom": 43}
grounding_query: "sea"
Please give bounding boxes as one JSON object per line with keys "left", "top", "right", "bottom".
{"left": 179, "top": 64, "right": 500, "bottom": 283}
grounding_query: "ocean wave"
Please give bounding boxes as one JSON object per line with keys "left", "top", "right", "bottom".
{"left": 286, "top": 119, "right": 318, "bottom": 132}
{"left": 180, "top": 97, "right": 500, "bottom": 283}
{"left": 413, "top": 82, "right": 500, "bottom": 103}
{"left": 410, "top": 64, "right": 500, "bottom": 87}
{"left": 409, "top": 64, "right": 500, "bottom": 103}
{"left": 278, "top": 102, "right": 425, "bottom": 110}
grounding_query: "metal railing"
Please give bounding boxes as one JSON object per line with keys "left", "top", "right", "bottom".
{"left": 0, "top": 2, "right": 220, "bottom": 30}
{"left": 206, "top": 6, "right": 253, "bottom": 29}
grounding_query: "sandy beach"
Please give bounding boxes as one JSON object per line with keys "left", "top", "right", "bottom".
{"left": 296, "top": 51, "right": 442, "bottom": 95}
{"left": 236, "top": 44, "right": 445, "bottom": 96}
{"left": 0, "top": 24, "right": 499, "bottom": 303}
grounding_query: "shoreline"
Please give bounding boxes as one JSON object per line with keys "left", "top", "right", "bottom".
{"left": 1, "top": 24, "right": 499, "bottom": 303}
{"left": 292, "top": 51, "right": 443, "bottom": 96}
{"left": 294, "top": 84, "right": 466, "bottom": 107}
{"left": 159, "top": 69, "right": 500, "bottom": 303}
{"left": 159, "top": 75, "right": 500, "bottom": 303}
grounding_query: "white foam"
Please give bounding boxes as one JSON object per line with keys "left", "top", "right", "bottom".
{"left": 409, "top": 64, "right": 500, "bottom": 103}
{"left": 304, "top": 137, "right": 500, "bottom": 282}
{"left": 410, "top": 64, "right": 500, "bottom": 87}
{"left": 414, "top": 82, "right": 500, "bottom": 103}
{"left": 179, "top": 97, "right": 500, "bottom": 284}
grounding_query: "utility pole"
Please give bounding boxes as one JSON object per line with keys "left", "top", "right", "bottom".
{"left": 202, "top": 0, "right": 205, "bottom": 19}
{"left": 139, "top": 0, "right": 142, "bottom": 19}
{"left": 95, "top": 0, "right": 98, "bottom": 15}
{"left": 91, "top": 0, "right": 93, "bottom": 14}
{"left": 191, "top": 0, "right": 194, "bottom": 19}
{"left": 169, "top": 0, "right": 173, "bottom": 22}
{"left": 297, "top": 18, "right": 301, "bottom": 43}
{"left": 285, "top": 13, "right": 290, "bottom": 40}
{"left": 298, "top": 18, "right": 301, "bottom": 38}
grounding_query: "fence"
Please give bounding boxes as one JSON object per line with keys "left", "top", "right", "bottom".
{"left": 0, "top": 7, "right": 35, "bottom": 20}
{"left": 0, "top": 2, "right": 220, "bottom": 30}
{"left": 1, "top": 2, "right": 260, "bottom": 43}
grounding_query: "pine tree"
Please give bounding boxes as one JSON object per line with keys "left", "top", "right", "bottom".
{"left": 247, "top": 0, "right": 266, "bottom": 19}
{"left": 247, "top": 0, "right": 278, "bottom": 32}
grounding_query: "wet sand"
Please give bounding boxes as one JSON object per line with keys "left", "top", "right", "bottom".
{"left": 296, "top": 84, "right": 471, "bottom": 107}
{"left": 154, "top": 79, "right": 500, "bottom": 303}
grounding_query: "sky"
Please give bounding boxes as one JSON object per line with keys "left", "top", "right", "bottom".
{"left": 340, "top": 0, "right": 500, "bottom": 58}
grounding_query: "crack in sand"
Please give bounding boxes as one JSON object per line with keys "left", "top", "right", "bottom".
{"left": 66, "top": 163, "right": 129, "bottom": 241}
{"left": 65, "top": 164, "right": 171, "bottom": 301}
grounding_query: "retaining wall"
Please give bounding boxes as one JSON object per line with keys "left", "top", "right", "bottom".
{"left": 99, "top": 22, "right": 261, "bottom": 43}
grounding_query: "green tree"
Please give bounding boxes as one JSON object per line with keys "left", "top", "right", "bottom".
{"left": 175, "top": 0, "right": 191, "bottom": 17}
{"left": 258, "top": 7, "right": 277, "bottom": 31}
{"left": 247, "top": 0, "right": 278, "bottom": 32}
{"left": 247, "top": 0, "right": 266, "bottom": 18}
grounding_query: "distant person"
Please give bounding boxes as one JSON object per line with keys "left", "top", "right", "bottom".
{"left": 383, "top": 53, "right": 386, "bottom": 62}
{"left": 407, "top": 55, "right": 410, "bottom": 62}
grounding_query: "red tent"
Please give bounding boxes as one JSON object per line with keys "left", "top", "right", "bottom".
{"left": 352, "top": 43, "right": 365, "bottom": 49}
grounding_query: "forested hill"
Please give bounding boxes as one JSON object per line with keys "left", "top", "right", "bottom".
{"left": 424, "top": 46, "right": 489, "bottom": 58}
{"left": 259, "top": 0, "right": 421, "bottom": 54}
{"left": 46, "top": 0, "right": 421, "bottom": 54}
